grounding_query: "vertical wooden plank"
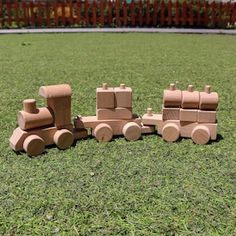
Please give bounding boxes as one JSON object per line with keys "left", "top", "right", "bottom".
{"left": 108, "top": 0, "right": 112, "bottom": 26}
{"left": 0, "top": 1, "right": 3, "bottom": 28}
{"left": 92, "top": 0, "right": 96, "bottom": 26}
{"left": 45, "top": 1, "right": 50, "bottom": 27}
{"left": 189, "top": 0, "right": 193, "bottom": 26}
{"left": 61, "top": 1, "right": 66, "bottom": 26}
{"left": 7, "top": 0, "right": 12, "bottom": 27}
{"left": 54, "top": 1, "right": 58, "bottom": 27}
{"left": 197, "top": 0, "right": 201, "bottom": 27}
{"left": 116, "top": 0, "right": 120, "bottom": 27}
{"left": 182, "top": 1, "right": 187, "bottom": 26}
{"left": 153, "top": 0, "right": 158, "bottom": 26}
{"left": 204, "top": 1, "right": 209, "bottom": 27}
{"left": 138, "top": 0, "right": 142, "bottom": 26}
{"left": 14, "top": 0, "right": 19, "bottom": 28}
{"left": 123, "top": 1, "right": 127, "bottom": 26}
{"left": 100, "top": 0, "right": 104, "bottom": 26}
{"left": 217, "top": 2, "right": 221, "bottom": 28}
{"left": 227, "top": 2, "right": 231, "bottom": 27}
{"left": 70, "top": 0, "right": 74, "bottom": 26}
{"left": 232, "top": 2, "right": 236, "bottom": 26}
{"left": 22, "top": 1, "right": 27, "bottom": 27}
{"left": 76, "top": 0, "right": 81, "bottom": 25}
{"left": 167, "top": 0, "right": 172, "bottom": 26}
{"left": 30, "top": 1, "right": 35, "bottom": 27}
{"left": 210, "top": 1, "right": 216, "bottom": 27}
{"left": 146, "top": 0, "right": 150, "bottom": 26}
{"left": 175, "top": 1, "right": 179, "bottom": 26}
{"left": 85, "top": 0, "right": 89, "bottom": 26}
{"left": 160, "top": 0, "right": 165, "bottom": 26}
{"left": 131, "top": 0, "right": 135, "bottom": 26}
{"left": 37, "top": 0, "right": 42, "bottom": 27}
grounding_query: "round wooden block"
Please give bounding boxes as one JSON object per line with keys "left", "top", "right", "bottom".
{"left": 191, "top": 125, "right": 210, "bottom": 145}
{"left": 94, "top": 123, "right": 113, "bottom": 142}
{"left": 23, "top": 135, "right": 45, "bottom": 156}
{"left": 53, "top": 129, "right": 74, "bottom": 149}
{"left": 122, "top": 122, "right": 141, "bottom": 141}
{"left": 162, "top": 123, "right": 180, "bottom": 142}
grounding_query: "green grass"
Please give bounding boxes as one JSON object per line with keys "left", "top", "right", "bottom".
{"left": 0, "top": 33, "right": 235, "bottom": 235}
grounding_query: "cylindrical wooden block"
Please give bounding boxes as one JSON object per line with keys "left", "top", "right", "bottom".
{"left": 120, "top": 83, "right": 126, "bottom": 89}
{"left": 147, "top": 107, "right": 153, "bottom": 116}
{"left": 39, "top": 84, "right": 72, "bottom": 98}
{"left": 163, "top": 84, "right": 182, "bottom": 107}
{"left": 191, "top": 125, "right": 210, "bottom": 144}
{"left": 162, "top": 123, "right": 180, "bottom": 142}
{"left": 94, "top": 123, "right": 113, "bottom": 142}
{"left": 122, "top": 122, "right": 141, "bottom": 141}
{"left": 23, "top": 99, "right": 37, "bottom": 113}
{"left": 181, "top": 85, "right": 199, "bottom": 109}
{"left": 102, "top": 83, "right": 108, "bottom": 90}
{"left": 23, "top": 135, "right": 45, "bottom": 156}
{"left": 199, "top": 89, "right": 219, "bottom": 110}
{"left": 53, "top": 129, "right": 74, "bottom": 149}
{"left": 17, "top": 107, "right": 53, "bottom": 131}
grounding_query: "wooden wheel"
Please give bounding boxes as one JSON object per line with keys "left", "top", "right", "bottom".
{"left": 23, "top": 135, "right": 45, "bottom": 156}
{"left": 162, "top": 123, "right": 180, "bottom": 142}
{"left": 191, "top": 125, "right": 210, "bottom": 144}
{"left": 53, "top": 129, "right": 74, "bottom": 149}
{"left": 94, "top": 123, "right": 113, "bottom": 142}
{"left": 122, "top": 122, "right": 141, "bottom": 141}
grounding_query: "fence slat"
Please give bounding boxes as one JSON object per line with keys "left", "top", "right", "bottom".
{"left": 100, "top": 0, "right": 104, "bottom": 26}
{"left": 204, "top": 1, "right": 209, "bottom": 27}
{"left": 167, "top": 0, "right": 172, "bottom": 26}
{"left": 7, "top": 0, "right": 12, "bottom": 27}
{"left": 92, "top": 0, "right": 96, "bottom": 26}
{"left": 197, "top": 0, "right": 201, "bottom": 26}
{"left": 138, "top": 0, "right": 142, "bottom": 26}
{"left": 115, "top": 0, "right": 120, "bottom": 26}
{"left": 46, "top": 2, "right": 50, "bottom": 27}
{"left": 153, "top": 0, "right": 158, "bottom": 26}
{"left": 76, "top": 0, "right": 81, "bottom": 25}
{"left": 69, "top": 0, "right": 73, "bottom": 25}
{"left": 189, "top": 1, "right": 193, "bottom": 26}
{"left": 182, "top": 1, "right": 187, "bottom": 26}
{"left": 211, "top": 1, "right": 216, "bottom": 27}
{"left": 108, "top": 1, "right": 112, "bottom": 26}
{"left": 146, "top": 0, "right": 150, "bottom": 26}
{"left": 85, "top": 0, "right": 89, "bottom": 26}
{"left": 160, "top": 1, "right": 165, "bottom": 26}
{"left": 175, "top": 1, "right": 179, "bottom": 26}
{"left": 123, "top": 1, "right": 127, "bottom": 26}
{"left": 131, "top": 1, "right": 135, "bottom": 26}
{"left": 0, "top": 2, "right": 2, "bottom": 28}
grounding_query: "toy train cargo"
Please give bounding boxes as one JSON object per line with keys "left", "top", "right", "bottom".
{"left": 9, "top": 83, "right": 219, "bottom": 156}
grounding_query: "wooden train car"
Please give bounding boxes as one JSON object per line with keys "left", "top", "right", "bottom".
{"left": 142, "top": 84, "right": 218, "bottom": 144}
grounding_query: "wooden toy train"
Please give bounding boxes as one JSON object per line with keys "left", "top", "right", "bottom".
{"left": 9, "top": 83, "right": 219, "bottom": 156}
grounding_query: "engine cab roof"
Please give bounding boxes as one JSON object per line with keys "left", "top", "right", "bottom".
{"left": 39, "top": 84, "right": 72, "bottom": 98}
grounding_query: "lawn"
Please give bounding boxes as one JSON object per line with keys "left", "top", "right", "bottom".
{"left": 0, "top": 33, "right": 235, "bottom": 235}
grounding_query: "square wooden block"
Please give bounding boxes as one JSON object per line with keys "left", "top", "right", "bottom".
{"left": 180, "top": 109, "right": 198, "bottom": 122}
{"left": 114, "top": 85, "right": 132, "bottom": 108}
{"left": 198, "top": 110, "right": 216, "bottom": 123}
{"left": 162, "top": 106, "right": 180, "bottom": 120}
{"left": 96, "top": 87, "right": 115, "bottom": 109}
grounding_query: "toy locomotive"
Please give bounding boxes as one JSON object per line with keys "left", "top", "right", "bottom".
{"left": 9, "top": 83, "right": 219, "bottom": 156}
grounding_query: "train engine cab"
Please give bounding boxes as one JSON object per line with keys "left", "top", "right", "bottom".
{"left": 9, "top": 84, "right": 87, "bottom": 156}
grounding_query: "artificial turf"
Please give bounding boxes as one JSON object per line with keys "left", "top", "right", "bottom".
{"left": 0, "top": 33, "right": 235, "bottom": 235}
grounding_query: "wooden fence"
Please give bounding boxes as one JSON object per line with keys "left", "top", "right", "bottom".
{"left": 0, "top": 0, "right": 235, "bottom": 29}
